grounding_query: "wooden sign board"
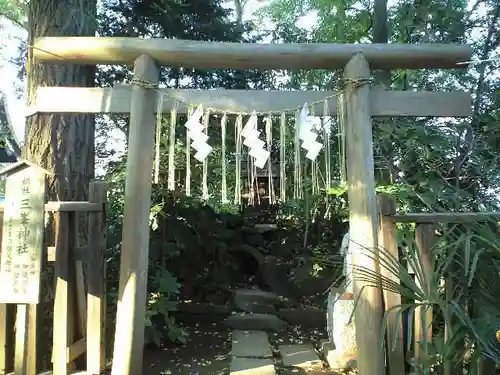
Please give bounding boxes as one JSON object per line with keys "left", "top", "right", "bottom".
{"left": 0, "top": 165, "right": 46, "bottom": 304}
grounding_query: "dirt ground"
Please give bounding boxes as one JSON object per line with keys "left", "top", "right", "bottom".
{"left": 142, "top": 322, "right": 231, "bottom": 375}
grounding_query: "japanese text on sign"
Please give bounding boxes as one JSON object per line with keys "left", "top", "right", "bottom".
{"left": 0, "top": 165, "right": 45, "bottom": 304}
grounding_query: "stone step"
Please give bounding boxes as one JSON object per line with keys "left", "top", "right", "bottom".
{"left": 232, "top": 330, "right": 273, "bottom": 358}
{"left": 236, "top": 302, "right": 276, "bottom": 314}
{"left": 233, "top": 288, "right": 277, "bottom": 313}
{"left": 230, "top": 357, "right": 276, "bottom": 375}
{"left": 279, "top": 343, "right": 323, "bottom": 370}
{"left": 224, "top": 313, "right": 286, "bottom": 332}
{"left": 233, "top": 288, "right": 283, "bottom": 308}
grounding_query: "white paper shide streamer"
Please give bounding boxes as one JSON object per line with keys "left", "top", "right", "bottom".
{"left": 241, "top": 111, "right": 270, "bottom": 169}
{"left": 299, "top": 103, "right": 323, "bottom": 160}
{"left": 184, "top": 105, "right": 213, "bottom": 162}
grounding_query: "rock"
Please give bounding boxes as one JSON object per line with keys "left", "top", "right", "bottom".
{"left": 320, "top": 339, "right": 357, "bottom": 370}
{"left": 294, "top": 273, "right": 334, "bottom": 297}
{"left": 227, "top": 245, "right": 266, "bottom": 276}
{"left": 230, "top": 357, "right": 276, "bottom": 375}
{"left": 277, "top": 308, "right": 325, "bottom": 328}
{"left": 232, "top": 330, "right": 273, "bottom": 358}
{"left": 279, "top": 343, "right": 323, "bottom": 370}
{"left": 319, "top": 339, "right": 335, "bottom": 352}
{"left": 324, "top": 297, "right": 357, "bottom": 371}
{"left": 243, "top": 224, "right": 279, "bottom": 234}
{"left": 272, "top": 243, "right": 292, "bottom": 257}
{"left": 224, "top": 313, "right": 287, "bottom": 332}
{"left": 218, "top": 212, "right": 245, "bottom": 228}
{"left": 259, "top": 258, "right": 299, "bottom": 302}
{"left": 321, "top": 231, "right": 357, "bottom": 371}
{"left": 236, "top": 301, "right": 276, "bottom": 314}
{"left": 233, "top": 289, "right": 282, "bottom": 309}
{"left": 246, "top": 234, "right": 265, "bottom": 248}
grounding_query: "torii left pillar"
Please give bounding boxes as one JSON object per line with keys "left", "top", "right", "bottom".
{"left": 111, "top": 54, "right": 160, "bottom": 375}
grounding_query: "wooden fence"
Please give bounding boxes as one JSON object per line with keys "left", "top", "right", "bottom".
{"left": 378, "top": 194, "right": 500, "bottom": 375}
{"left": 0, "top": 181, "right": 107, "bottom": 375}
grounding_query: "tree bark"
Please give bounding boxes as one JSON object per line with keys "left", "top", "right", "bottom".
{"left": 24, "top": 0, "right": 96, "bottom": 200}
{"left": 372, "top": 0, "right": 395, "bottom": 184}
{"left": 372, "top": 0, "right": 390, "bottom": 86}
{"left": 23, "top": 0, "right": 96, "bottom": 369}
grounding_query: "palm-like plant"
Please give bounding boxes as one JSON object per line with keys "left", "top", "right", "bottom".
{"left": 319, "top": 220, "right": 500, "bottom": 375}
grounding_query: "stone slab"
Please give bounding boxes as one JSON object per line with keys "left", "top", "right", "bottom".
{"left": 233, "top": 289, "right": 281, "bottom": 306}
{"left": 279, "top": 343, "right": 323, "bottom": 370}
{"left": 230, "top": 357, "right": 276, "bottom": 375}
{"left": 224, "top": 313, "right": 286, "bottom": 332}
{"left": 236, "top": 301, "right": 277, "bottom": 314}
{"left": 232, "top": 330, "right": 273, "bottom": 358}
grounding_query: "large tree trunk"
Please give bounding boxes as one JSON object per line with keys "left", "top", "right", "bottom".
{"left": 22, "top": 0, "right": 96, "bottom": 369}
{"left": 371, "top": 0, "right": 395, "bottom": 184}
{"left": 24, "top": 0, "right": 96, "bottom": 200}
{"left": 373, "top": 0, "right": 390, "bottom": 86}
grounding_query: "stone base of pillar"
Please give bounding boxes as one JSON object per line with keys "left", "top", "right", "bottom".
{"left": 325, "top": 293, "right": 357, "bottom": 371}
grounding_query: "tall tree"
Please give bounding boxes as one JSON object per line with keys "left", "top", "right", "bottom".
{"left": 23, "top": 1, "right": 96, "bottom": 368}
{"left": 24, "top": 0, "right": 96, "bottom": 200}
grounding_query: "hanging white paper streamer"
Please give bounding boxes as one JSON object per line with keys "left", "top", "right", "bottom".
{"left": 245, "top": 138, "right": 265, "bottom": 150}
{"left": 241, "top": 111, "right": 269, "bottom": 169}
{"left": 221, "top": 113, "right": 228, "bottom": 203}
{"left": 193, "top": 141, "right": 212, "bottom": 162}
{"left": 298, "top": 103, "right": 323, "bottom": 161}
{"left": 243, "top": 130, "right": 261, "bottom": 147}
{"left": 184, "top": 104, "right": 212, "bottom": 161}
{"left": 306, "top": 141, "right": 323, "bottom": 160}
{"left": 188, "top": 131, "right": 208, "bottom": 143}
{"left": 242, "top": 113, "right": 258, "bottom": 137}
{"left": 253, "top": 151, "right": 270, "bottom": 169}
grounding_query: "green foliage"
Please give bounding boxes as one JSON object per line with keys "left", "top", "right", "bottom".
{"left": 0, "top": 0, "right": 27, "bottom": 28}
{"left": 145, "top": 270, "right": 188, "bottom": 347}
{"left": 316, "top": 221, "right": 500, "bottom": 373}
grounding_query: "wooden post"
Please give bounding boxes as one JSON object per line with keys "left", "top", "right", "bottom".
{"left": 25, "top": 303, "right": 38, "bottom": 375}
{"left": 66, "top": 212, "right": 79, "bottom": 371}
{"left": 0, "top": 210, "right": 7, "bottom": 375}
{"left": 0, "top": 211, "right": 13, "bottom": 375}
{"left": 111, "top": 54, "right": 159, "bottom": 375}
{"left": 377, "top": 195, "right": 405, "bottom": 375}
{"left": 14, "top": 305, "right": 28, "bottom": 375}
{"left": 53, "top": 212, "right": 70, "bottom": 375}
{"left": 87, "top": 181, "right": 107, "bottom": 375}
{"left": 343, "top": 53, "right": 385, "bottom": 375}
{"left": 414, "top": 224, "right": 435, "bottom": 363}
{"left": 0, "top": 308, "right": 4, "bottom": 373}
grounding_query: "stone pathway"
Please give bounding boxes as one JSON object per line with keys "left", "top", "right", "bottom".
{"left": 229, "top": 329, "right": 325, "bottom": 375}
{"left": 279, "top": 343, "right": 323, "bottom": 370}
{"left": 226, "top": 288, "right": 326, "bottom": 375}
{"left": 230, "top": 330, "right": 275, "bottom": 375}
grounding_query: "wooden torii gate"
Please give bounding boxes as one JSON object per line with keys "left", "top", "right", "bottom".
{"left": 29, "top": 37, "right": 473, "bottom": 375}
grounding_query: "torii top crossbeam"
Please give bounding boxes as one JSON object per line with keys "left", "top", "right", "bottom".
{"left": 33, "top": 37, "right": 472, "bottom": 70}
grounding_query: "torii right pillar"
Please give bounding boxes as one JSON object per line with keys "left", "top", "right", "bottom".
{"left": 343, "top": 52, "right": 385, "bottom": 375}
